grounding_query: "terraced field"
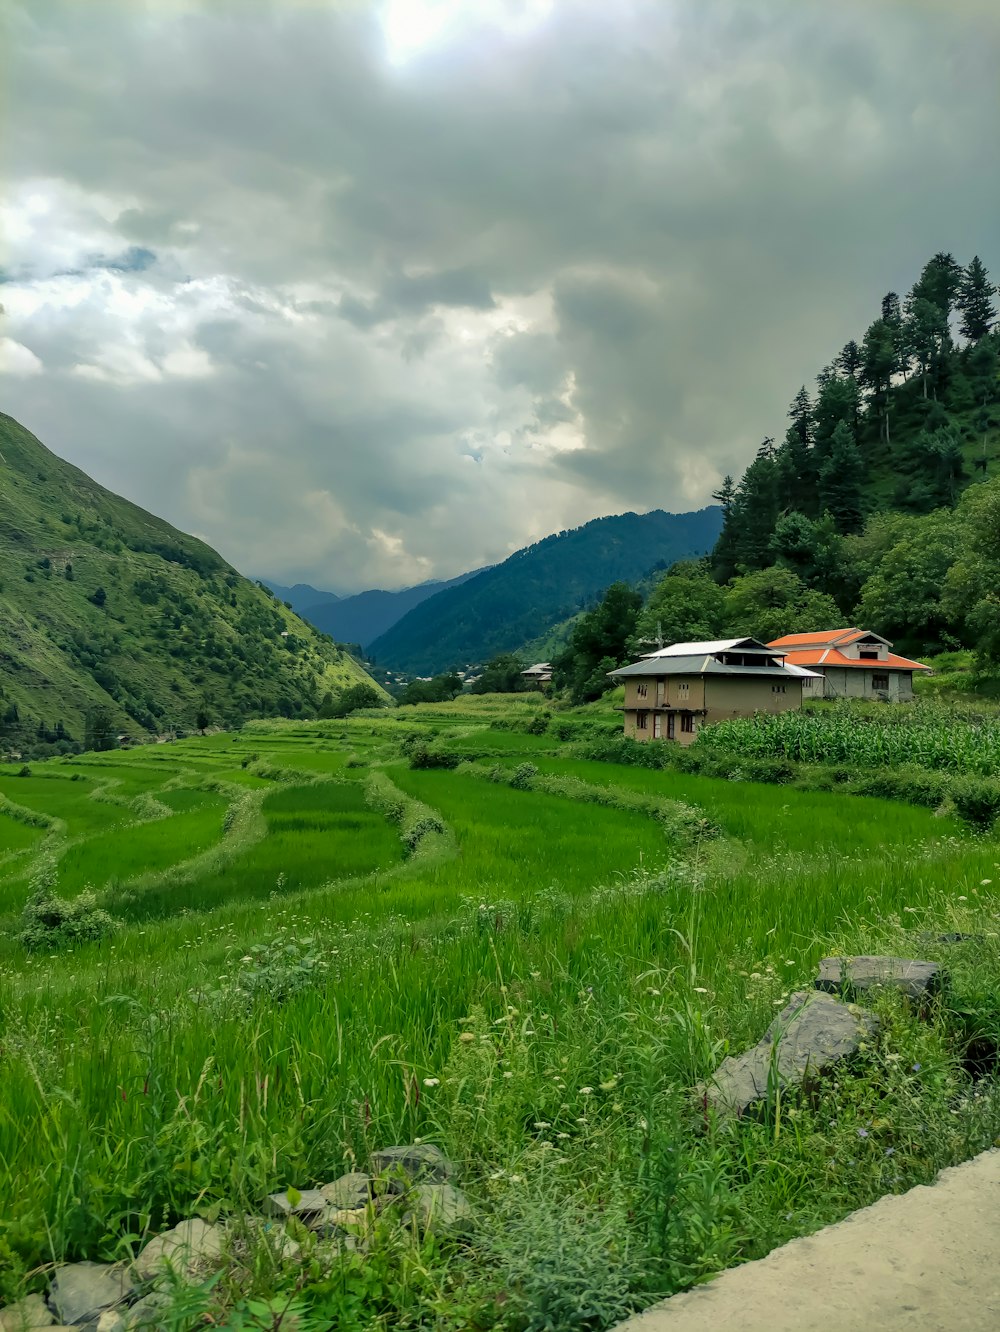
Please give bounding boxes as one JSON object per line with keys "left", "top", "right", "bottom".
{"left": 2, "top": 696, "right": 999, "bottom": 1329}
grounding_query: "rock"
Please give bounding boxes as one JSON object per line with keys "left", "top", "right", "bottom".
{"left": 370, "top": 1144, "right": 455, "bottom": 1188}
{"left": 245, "top": 1221, "right": 301, "bottom": 1264}
{"left": 262, "top": 1188, "right": 328, "bottom": 1220}
{"left": 0, "top": 1294, "right": 55, "bottom": 1329}
{"left": 132, "top": 1219, "right": 225, "bottom": 1282}
{"left": 699, "top": 991, "right": 880, "bottom": 1117}
{"left": 95, "top": 1312, "right": 126, "bottom": 1332}
{"left": 319, "top": 1173, "right": 372, "bottom": 1210}
{"left": 47, "top": 1263, "right": 134, "bottom": 1327}
{"left": 124, "top": 1294, "right": 170, "bottom": 1331}
{"left": 815, "top": 955, "right": 944, "bottom": 1001}
{"left": 408, "top": 1183, "right": 473, "bottom": 1234}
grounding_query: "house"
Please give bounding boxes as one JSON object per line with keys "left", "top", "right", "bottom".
{"left": 521, "top": 662, "right": 553, "bottom": 687}
{"left": 609, "top": 638, "right": 820, "bottom": 745}
{"left": 767, "top": 629, "right": 930, "bottom": 700}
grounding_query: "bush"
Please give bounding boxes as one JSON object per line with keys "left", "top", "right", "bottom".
{"left": 509, "top": 762, "right": 539, "bottom": 790}
{"left": 525, "top": 713, "right": 551, "bottom": 735}
{"left": 949, "top": 775, "right": 1000, "bottom": 830}
{"left": 18, "top": 858, "right": 118, "bottom": 951}
{"left": 402, "top": 813, "right": 445, "bottom": 855}
{"left": 408, "top": 743, "right": 461, "bottom": 770}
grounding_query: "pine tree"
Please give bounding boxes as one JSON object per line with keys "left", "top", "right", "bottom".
{"left": 788, "top": 387, "right": 813, "bottom": 445}
{"left": 837, "top": 340, "right": 862, "bottom": 380}
{"left": 819, "top": 422, "right": 864, "bottom": 533}
{"left": 904, "top": 295, "right": 948, "bottom": 398}
{"left": 958, "top": 256, "right": 997, "bottom": 342}
{"left": 814, "top": 372, "right": 861, "bottom": 461}
{"left": 710, "top": 475, "right": 741, "bottom": 582}
{"left": 860, "top": 319, "right": 897, "bottom": 445}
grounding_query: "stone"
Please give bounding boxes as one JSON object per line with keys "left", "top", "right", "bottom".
{"left": 699, "top": 991, "right": 880, "bottom": 1117}
{"left": 0, "top": 1294, "right": 55, "bottom": 1329}
{"left": 408, "top": 1183, "right": 473, "bottom": 1234}
{"left": 370, "top": 1144, "right": 455, "bottom": 1188}
{"left": 95, "top": 1312, "right": 126, "bottom": 1332}
{"left": 815, "top": 955, "right": 944, "bottom": 1001}
{"left": 132, "top": 1219, "right": 225, "bottom": 1282}
{"left": 245, "top": 1221, "right": 301, "bottom": 1264}
{"left": 262, "top": 1188, "right": 328, "bottom": 1220}
{"left": 47, "top": 1263, "right": 134, "bottom": 1327}
{"left": 319, "top": 1172, "right": 372, "bottom": 1210}
{"left": 124, "top": 1294, "right": 170, "bottom": 1331}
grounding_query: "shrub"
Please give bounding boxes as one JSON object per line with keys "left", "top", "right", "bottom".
{"left": 949, "top": 776, "right": 1000, "bottom": 830}
{"left": 525, "top": 713, "right": 551, "bottom": 735}
{"left": 408, "top": 743, "right": 461, "bottom": 770}
{"left": 402, "top": 813, "right": 445, "bottom": 855}
{"left": 509, "top": 762, "right": 539, "bottom": 790}
{"left": 18, "top": 858, "right": 119, "bottom": 951}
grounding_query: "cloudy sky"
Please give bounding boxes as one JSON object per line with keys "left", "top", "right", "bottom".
{"left": 2, "top": 0, "right": 998, "bottom": 592}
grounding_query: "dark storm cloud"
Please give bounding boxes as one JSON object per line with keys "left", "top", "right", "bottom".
{"left": 1, "top": 0, "right": 998, "bottom": 589}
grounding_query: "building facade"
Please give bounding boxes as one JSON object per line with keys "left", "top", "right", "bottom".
{"left": 767, "top": 629, "right": 929, "bottom": 700}
{"left": 609, "top": 638, "right": 816, "bottom": 745}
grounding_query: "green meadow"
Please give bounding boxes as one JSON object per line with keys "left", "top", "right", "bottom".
{"left": 2, "top": 698, "right": 1000, "bottom": 1329}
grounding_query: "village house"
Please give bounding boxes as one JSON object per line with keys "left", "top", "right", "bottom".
{"left": 767, "top": 629, "right": 930, "bottom": 700}
{"left": 521, "top": 662, "right": 553, "bottom": 687}
{"left": 609, "top": 638, "right": 819, "bottom": 745}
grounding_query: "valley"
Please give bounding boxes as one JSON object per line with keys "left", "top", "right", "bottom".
{"left": 2, "top": 695, "right": 999, "bottom": 1328}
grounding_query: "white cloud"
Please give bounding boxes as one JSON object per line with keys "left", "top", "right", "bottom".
{"left": 0, "top": 338, "right": 44, "bottom": 377}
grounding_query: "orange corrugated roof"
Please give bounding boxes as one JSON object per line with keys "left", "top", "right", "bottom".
{"left": 769, "top": 628, "right": 863, "bottom": 647}
{"left": 782, "top": 648, "right": 930, "bottom": 671}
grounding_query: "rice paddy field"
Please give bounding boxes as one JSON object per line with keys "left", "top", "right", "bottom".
{"left": 2, "top": 695, "right": 1000, "bottom": 1329}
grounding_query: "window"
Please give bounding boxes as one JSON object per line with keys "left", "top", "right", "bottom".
{"left": 872, "top": 673, "right": 889, "bottom": 691}
{"left": 680, "top": 714, "right": 694, "bottom": 734}
{"left": 677, "top": 682, "right": 689, "bottom": 696}
{"left": 771, "top": 684, "right": 786, "bottom": 694}
{"left": 859, "top": 650, "right": 879, "bottom": 661}
{"left": 636, "top": 683, "right": 648, "bottom": 698}
{"left": 636, "top": 711, "right": 648, "bottom": 730}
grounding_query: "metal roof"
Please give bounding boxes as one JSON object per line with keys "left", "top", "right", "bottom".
{"left": 610, "top": 655, "right": 810, "bottom": 680}
{"left": 641, "top": 637, "right": 772, "bottom": 658}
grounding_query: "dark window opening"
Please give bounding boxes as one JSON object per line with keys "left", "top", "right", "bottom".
{"left": 872, "top": 673, "right": 889, "bottom": 691}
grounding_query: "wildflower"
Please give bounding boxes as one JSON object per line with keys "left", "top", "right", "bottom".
{"left": 579, "top": 1086, "right": 593, "bottom": 1096}
{"left": 459, "top": 1032, "right": 475, "bottom": 1044}
{"left": 510, "top": 1174, "right": 523, "bottom": 1184}
{"left": 599, "top": 1077, "right": 618, "bottom": 1091}
{"left": 423, "top": 1078, "right": 440, "bottom": 1088}
{"left": 857, "top": 1128, "right": 869, "bottom": 1139}
{"left": 749, "top": 972, "right": 763, "bottom": 981}
{"left": 502, "top": 1071, "right": 513, "bottom": 1079}
{"left": 693, "top": 987, "right": 708, "bottom": 994}
{"left": 557, "top": 1132, "right": 569, "bottom": 1140}
{"left": 957, "top": 896, "right": 968, "bottom": 902}
{"left": 912, "top": 1063, "right": 921, "bottom": 1072}
{"left": 784, "top": 960, "right": 795, "bottom": 967}
{"left": 981, "top": 879, "right": 993, "bottom": 886}
{"left": 533, "top": 1121, "right": 551, "bottom": 1130}
{"left": 884, "top": 1147, "right": 895, "bottom": 1157}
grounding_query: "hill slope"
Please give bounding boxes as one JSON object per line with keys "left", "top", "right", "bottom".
{"left": 0, "top": 413, "right": 381, "bottom": 754}
{"left": 368, "top": 507, "right": 723, "bottom": 673}
{"left": 300, "top": 569, "right": 484, "bottom": 647}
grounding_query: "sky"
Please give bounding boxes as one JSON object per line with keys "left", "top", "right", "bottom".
{"left": 2, "top": 0, "right": 999, "bottom": 593}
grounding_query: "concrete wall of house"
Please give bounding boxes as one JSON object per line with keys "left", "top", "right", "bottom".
{"left": 818, "top": 668, "right": 914, "bottom": 700}
{"left": 704, "top": 676, "right": 803, "bottom": 722}
{"left": 622, "top": 675, "right": 705, "bottom": 711}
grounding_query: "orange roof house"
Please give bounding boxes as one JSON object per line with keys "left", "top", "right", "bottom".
{"left": 766, "top": 629, "right": 930, "bottom": 701}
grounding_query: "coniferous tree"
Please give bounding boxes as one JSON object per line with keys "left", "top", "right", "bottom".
{"left": 730, "top": 440, "right": 782, "bottom": 572}
{"left": 710, "top": 475, "right": 741, "bottom": 582}
{"left": 818, "top": 422, "right": 864, "bottom": 533}
{"left": 813, "top": 372, "right": 861, "bottom": 462}
{"left": 787, "top": 386, "right": 813, "bottom": 445}
{"left": 860, "top": 319, "right": 897, "bottom": 445}
{"left": 837, "top": 340, "right": 862, "bottom": 380}
{"left": 957, "top": 256, "right": 997, "bottom": 342}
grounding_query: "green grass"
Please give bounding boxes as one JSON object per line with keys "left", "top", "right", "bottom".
{"left": 1, "top": 711, "right": 1000, "bottom": 1329}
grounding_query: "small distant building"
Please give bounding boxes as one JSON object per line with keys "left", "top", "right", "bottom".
{"left": 767, "top": 629, "right": 930, "bottom": 700}
{"left": 521, "top": 662, "right": 553, "bottom": 687}
{"left": 609, "top": 638, "right": 819, "bottom": 745}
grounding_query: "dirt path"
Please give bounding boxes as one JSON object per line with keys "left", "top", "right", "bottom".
{"left": 616, "top": 1149, "right": 1000, "bottom": 1332}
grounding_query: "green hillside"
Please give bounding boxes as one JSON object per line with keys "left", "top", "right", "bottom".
{"left": 369, "top": 507, "right": 723, "bottom": 674}
{"left": 0, "top": 413, "right": 382, "bottom": 756}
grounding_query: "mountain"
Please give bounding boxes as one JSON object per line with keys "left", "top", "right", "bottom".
{"left": 263, "top": 581, "right": 341, "bottom": 616}
{"left": 368, "top": 507, "right": 724, "bottom": 674}
{"left": 0, "top": 413, "right": 383, "bottom": 754}
{"left": 299, "top": 569, "right": 483, "bottom": 647}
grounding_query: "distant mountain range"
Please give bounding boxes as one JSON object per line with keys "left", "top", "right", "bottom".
{"left": 263, "top": 581, "right": 341, "bottom": 615}
{"left": 368, "top": 507, "right": 724, "bottom": 674}
{"left": 294, "top": 570, "right": 483, "bottom": 648}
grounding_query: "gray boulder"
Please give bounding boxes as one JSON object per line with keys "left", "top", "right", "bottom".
{"left": 262, "top": 1188, "right": 328, "bottom": 1220}
{"left": 47, "top": 1264, "right": 134, "bottom": 1327}
{"left": 124, "top": 1294, "right": 171, "bottom": 1331}
{"left": 815, "top": 955, "right": 944, "bottom": 1001}
{"left": 0, "top": 1294, "right": 55, "bottom": 1329}
{"left": 370, "top": 1144, "right": 454, "bottom": 1188}
{"left": 407, "top": 1183, "right": 473, "bottom": 1234}
{"left": 700, "top": 990, "right": 880, "bottom": 1117}
{"left": 132, "top": 1219, "right": 224, "bottom": 1282}
{"left": 319, "top": 1173, "right": 372, "bottom": 1210}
